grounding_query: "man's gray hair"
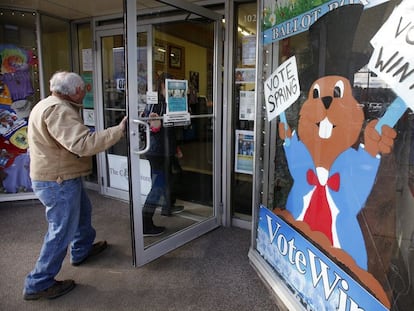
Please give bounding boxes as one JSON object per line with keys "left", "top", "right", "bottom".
{"left": 50, "top": 71, "right": 85, "bottom": 96}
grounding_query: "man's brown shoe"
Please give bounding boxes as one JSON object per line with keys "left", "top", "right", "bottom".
{"left": 23, "top": 280, "right": 76, "bottom": 300}
{"left": 72, "top": 240, "right": 108, "bottom": 266}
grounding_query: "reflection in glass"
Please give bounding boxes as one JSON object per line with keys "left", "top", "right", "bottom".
{"left": 140, "top": 21, "right": 215, "bottom": 247}
{"left": 101, "top": 35, "right": 128, "bottom": 192}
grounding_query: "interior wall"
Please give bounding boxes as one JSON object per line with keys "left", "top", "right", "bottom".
{"left": 40, "top": 15, "right": 71, "bottom": 92}
{"left": 154, "top": 30, "right": 208, "bottom": 97}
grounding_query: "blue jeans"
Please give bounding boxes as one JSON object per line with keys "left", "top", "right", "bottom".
{"left": 143, "top": 156, "right": 170, "bottom": 215}
{"left": 143, "top": 169, "right": 168, "bottom": 210}
{"left": 23, "top": 177, "right": 96, "bottom": 294}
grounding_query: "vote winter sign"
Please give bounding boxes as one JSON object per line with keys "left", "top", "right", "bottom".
{"left": 368, "top": 0, "right": 414, "bottom": 131}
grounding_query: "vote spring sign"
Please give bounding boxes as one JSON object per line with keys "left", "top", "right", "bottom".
{"left": 264, "top": 56, "right": 300, "bottom": 122}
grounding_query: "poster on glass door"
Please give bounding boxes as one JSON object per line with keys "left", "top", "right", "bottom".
{"left": 164, "top": 79, "right": 191, "bottom": 127}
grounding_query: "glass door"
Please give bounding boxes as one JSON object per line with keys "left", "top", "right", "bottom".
{"left": 126, "top": 3, "right": 223, "bottom": 266}
{"left": 95, "top": 27, "right": 129, "bottom": 200}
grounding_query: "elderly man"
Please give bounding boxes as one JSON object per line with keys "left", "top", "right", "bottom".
{"left": 23, "top": 71, "right": 127, "bottom": 300}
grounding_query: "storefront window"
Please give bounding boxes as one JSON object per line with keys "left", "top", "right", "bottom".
{"left": 255, "top": 0, "right": 414, "bottom": 310}
{"left": 0, "top": 8, "right": 38, "bottom": 196}
{"left": 0, "top": 9, "right": 88, "bottom": 197}
{"left": 40, "top": 14, "right": 70, "bottom": 95}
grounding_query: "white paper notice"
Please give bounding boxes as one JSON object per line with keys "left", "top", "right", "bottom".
{"left": 82, "top": 48, "right": 93, "bottom": 72}
{"left": 239, "top": 91, "right": 255, "bottom": 120}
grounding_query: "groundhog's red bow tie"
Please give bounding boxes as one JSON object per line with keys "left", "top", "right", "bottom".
{"left": 304, "top": 169, "right": 340, "bottom": 244}
{"left": 306, "top": 169, "right": 340, "bottom": 191}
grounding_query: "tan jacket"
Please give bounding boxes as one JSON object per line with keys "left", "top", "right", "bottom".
{"left": 28, "top": 95, "right": 124, "bottom": 182}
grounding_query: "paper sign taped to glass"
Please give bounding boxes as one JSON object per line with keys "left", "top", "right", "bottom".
{"left": 164, "top": 79, "right": 191, "bottom": 127}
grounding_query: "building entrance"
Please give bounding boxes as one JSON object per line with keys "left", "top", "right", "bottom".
{"left": 102, "top": 1, "right": 224, "bottom": 266}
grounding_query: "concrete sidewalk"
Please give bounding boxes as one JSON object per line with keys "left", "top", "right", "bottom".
{"left": 0, "top": 191, "right": 284, "bottom": 311}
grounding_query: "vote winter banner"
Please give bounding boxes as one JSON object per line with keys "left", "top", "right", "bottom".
{"left": 256, "top": 206, "right": 388, "bottom": 311}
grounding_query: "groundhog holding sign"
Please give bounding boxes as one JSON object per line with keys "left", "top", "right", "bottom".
{"left": 278, "top": 75, "right": 397, "bottom": 270}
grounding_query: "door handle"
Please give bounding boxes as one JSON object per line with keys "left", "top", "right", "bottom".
{"left": 132, "top": 119, "right": 150, "bottom": 155}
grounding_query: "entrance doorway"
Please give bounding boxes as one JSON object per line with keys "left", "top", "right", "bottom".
{"left": 96, "top": 3, "right": 223, "bottom": 266}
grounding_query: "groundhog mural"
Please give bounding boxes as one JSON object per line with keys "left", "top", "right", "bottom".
{"left": 278, "top": 75, "right": 397, "bottom": 271}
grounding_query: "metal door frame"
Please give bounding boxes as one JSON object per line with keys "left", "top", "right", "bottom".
{"left": 125, "top": 0, "right": 224, "bottom": 266}
{"left": 95, "top": 25, "right": 130, "bottom": 201}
